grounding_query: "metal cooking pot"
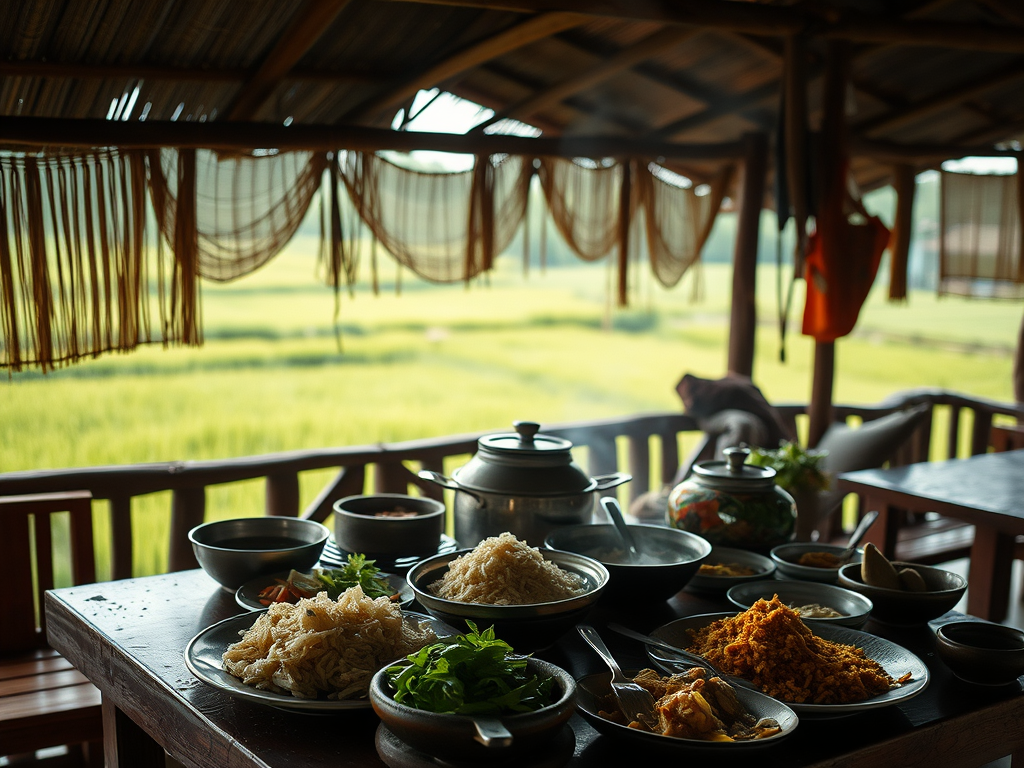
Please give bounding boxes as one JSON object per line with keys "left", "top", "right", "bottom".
{"left": 418, "top": 421, "right": 631, "bottom": 548}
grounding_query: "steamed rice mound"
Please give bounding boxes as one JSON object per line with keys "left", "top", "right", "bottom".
{"left": 222, "top": 585, "right": 437, "bottom": 699}
{"left": 429, "top": 531, "right": 586, "bottom": 605}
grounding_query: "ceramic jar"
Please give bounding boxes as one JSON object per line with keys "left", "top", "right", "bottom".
{"left": 667, "top": 446, "right": 796, "bottom": 552}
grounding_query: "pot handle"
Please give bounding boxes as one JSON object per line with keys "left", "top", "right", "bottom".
{"left": 593, "top": 471, "right": 632, "bottom": 491}
{"left": 471, "top": 716, "right": 513, "bottom": 748}
{"left": 417, "top": 470, "right": 485, "bottom": 506}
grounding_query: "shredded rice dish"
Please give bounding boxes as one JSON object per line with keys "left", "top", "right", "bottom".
{"left": 687, "top": 596, "right": 909, "bottom": 704}
{"left": 429, "top": 532, "right": 586, "bottom": 605}
{"left": 222, "top": 585, "right": 437, "bottom": 700}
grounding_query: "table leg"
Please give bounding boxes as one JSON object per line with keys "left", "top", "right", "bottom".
{"left": 102, "top": 696, "right": 166, "bottom": 768}
{"left": 967, "top": 527, "right": 1014, "bottom": 623}
{"left": 862, "top": 496, "right": 901, "bottom": 559}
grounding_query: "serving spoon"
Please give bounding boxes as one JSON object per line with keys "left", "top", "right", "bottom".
{"left": 600, "top": 496, "right": 640, "bottom": 563}
{"left": 836, "top": 509, "right": 879, "bottom": 565}
{"left": 606, "top": 623, "right": 757, "bottom": 690}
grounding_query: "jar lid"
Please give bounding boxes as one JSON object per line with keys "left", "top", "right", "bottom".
{"left": 454, "top": 421, "right": 596, "bottom": 495}
{"left": 692, "top": 446, "right": 777, "bottom": 491}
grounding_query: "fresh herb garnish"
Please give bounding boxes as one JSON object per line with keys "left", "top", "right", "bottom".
{"left": 316, "top": 554, "right": 394, "bottom": 600}
{"left": 386, "top": 622, "right": 554, "bottom": 715}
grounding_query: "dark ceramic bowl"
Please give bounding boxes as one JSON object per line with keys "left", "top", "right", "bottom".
{"left": 686, "top": 547, "right": 776, "bottom": 593}
{"left": 333, "top": 494, "right": 446, "bottom": 560}
{"left": 369, "top": 656, "right": 576, "bottom": 763}
{"left": 726, "top": 579, "right": 873, "bottom": 629}
{"left": 407, "top": 549, "right": 608, "bottom": 651}
{"left": 189, "top": 517, "right": 330, "bottom": 590}
{"left": 935, "top": 621, "right": 1024, "bottom": 686}
{"left": 837, "top": 561, "right": 966, "bottom": 625}
{"left": 544, "top": 523, "right": 711, "bottom": 601}
{"left": 770, "top": 542, "right": 863, "bottom": 584}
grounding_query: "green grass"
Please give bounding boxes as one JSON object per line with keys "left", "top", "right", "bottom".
{"left": 2, "top": 236, "right": 1018, "bottom": 578}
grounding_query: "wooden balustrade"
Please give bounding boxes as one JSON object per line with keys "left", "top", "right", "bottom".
{"left": 0, "top": 389, "right": 1020, "bottom": 577}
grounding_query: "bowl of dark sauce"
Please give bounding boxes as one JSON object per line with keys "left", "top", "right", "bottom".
{"left": 189, "top": 517, "right": 330, "bottom": 590}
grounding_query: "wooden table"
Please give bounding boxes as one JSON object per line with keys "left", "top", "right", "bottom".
{"left": 44, "top": 568, "right": 1024, "bottom": 768}
{"left": 837, "top": 449, "right": 1024, "bottom": 623}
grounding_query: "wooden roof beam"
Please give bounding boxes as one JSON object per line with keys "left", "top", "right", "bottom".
{"left": 349, "top": 12, "right": 588, "bottom": 123}
{"left": 856, "top": 59, "right": 1024, "bottom": 137}
{"left": 226, "top": 0, "right": 355, "bottom": 121}
{"left": 469, "top": 26, "right": 698, "bottom": 134}
{"left": 386, "top": 0, "right": 1024, "bottom": 52}
{"left": 0, "top": 115, "right": 745, "bottom": 160}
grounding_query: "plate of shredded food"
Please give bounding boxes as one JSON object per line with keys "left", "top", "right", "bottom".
{"left": 576, "top": 666, "right": 798, "bottom": 753}
{"left": 185, "top": 585, "right": 455, "bottom": 712}
{"left": 234, "top": 554, "right": 413, "bottom": 611}
{"left": 646, "top": 597, "right": 929, "bottom": 717}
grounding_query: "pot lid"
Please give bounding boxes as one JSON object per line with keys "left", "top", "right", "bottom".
{"left": 455, "top": 421, "right": 596, "bottom": 495}
{"left": 692, "top": 446, "right": 777, "bottom": 490}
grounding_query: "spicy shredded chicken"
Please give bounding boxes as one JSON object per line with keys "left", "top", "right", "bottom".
{"left": 687, "top": 596, "right": 909, "bottom": 704}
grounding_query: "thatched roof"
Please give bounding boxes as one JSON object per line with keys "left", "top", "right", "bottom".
{"left": 2, "top": 0, "right": 1022, "bottom": 191}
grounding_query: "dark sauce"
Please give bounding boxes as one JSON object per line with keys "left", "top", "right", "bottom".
{"left": 213, "top": 535, "right": 307, "bottom": 551}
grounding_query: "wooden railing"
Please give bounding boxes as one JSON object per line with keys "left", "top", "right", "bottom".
{"left": 1, "top": 389, "right": 1020, "bottom": 579}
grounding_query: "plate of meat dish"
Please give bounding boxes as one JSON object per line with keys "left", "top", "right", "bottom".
{"left": 645, "top": 597, "right": 929, "bottom": 718}
{"left": 576, "top": 666, "right": 798, "bottom": 753}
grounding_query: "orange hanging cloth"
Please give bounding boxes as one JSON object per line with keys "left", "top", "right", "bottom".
{"left": 802, "top": 173, "right": 890, "bottom": 342}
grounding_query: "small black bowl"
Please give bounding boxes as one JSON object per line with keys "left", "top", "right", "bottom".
{"left": 935, "top": 621, "right": 1024, "bottom": 686}
{"left": 837, "top": 561, "right": 966, "bottom": 625}
{"left": 544, "top": 523, "right": 711, "bottom": 601}
{"left": 369, "top": 657, "right": 576, "bottom": 763}
{"left": 333, "top": 493, "right": 446, "bottom": 560}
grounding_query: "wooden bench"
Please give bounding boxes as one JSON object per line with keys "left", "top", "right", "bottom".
{"left": 0, "top": 491, "right": 103, "bottom": 767}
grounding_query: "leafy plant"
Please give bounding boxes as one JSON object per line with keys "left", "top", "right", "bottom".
{"left": 748, "top": 441, "right": 830, "bottom": 492}
{"left": 316, "top": 554, "right": 393, "bottom": 599}
{"left": 387, "top": 622, "right": 554, "bottom": 715}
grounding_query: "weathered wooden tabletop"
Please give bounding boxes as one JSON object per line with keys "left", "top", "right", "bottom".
{"left": 45, "top": 568, "right": 1024, "bottom": 768}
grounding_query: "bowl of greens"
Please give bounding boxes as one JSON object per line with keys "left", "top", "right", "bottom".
{"left": 369, "top": 623, "right": 576, "bottom": 763}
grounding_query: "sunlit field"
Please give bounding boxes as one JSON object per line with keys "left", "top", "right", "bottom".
{"left": 2, "top": 231, "right": 1017, "bottom": 577}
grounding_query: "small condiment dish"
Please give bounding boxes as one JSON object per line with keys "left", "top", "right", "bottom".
{"left": 771, "top": 542, "right": 864, "bottom": 584}
{"left": 686, "top": 546, "right": 775, "bottom": 593}
{"left": 333, "top": 493, "right": 445, "bottom": 560}
{"left": 726, "top": 579, "right": 873, "bottom": 629}
{"left": 935, "top": 620, "right": 1024, "bottom": 686}
{"left": 837, "top": 561, "right": 966, "bottom": 625}
{"left": 189, "top": 516, "right": 330, "bottom": 590}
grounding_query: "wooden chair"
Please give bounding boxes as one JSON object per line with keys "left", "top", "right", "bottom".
{"left": 0, "top": 492, "right": 103, "bottom": 766}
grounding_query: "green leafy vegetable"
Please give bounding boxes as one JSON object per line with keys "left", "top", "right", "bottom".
{"left": 387, "top": 622, "right": 555, "bottom": 715}
{"left": 316, "top": 554, "right": 395, "bottom": 600}
{"left": 748, "top": 441, "right": 830, "bottom": 492}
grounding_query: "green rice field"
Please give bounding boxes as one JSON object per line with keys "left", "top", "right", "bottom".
{"left": 2, "top": 232, "right": 1019, "bottom": 578}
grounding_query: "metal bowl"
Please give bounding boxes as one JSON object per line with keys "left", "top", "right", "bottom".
{"left": 935, "top": 620, "right": 1024, "bottom": 686}
{"left": 686, "top": 547, "right": 776, "bottom": 593}
{"left": 726, "top": 580, "right": 873, "bottom": 629}
{"left": 837, "top": 561, "right": 967, "bottom": 625}
{"left": 407, "top": 549, "right": 608, "bottom": 652}
{"left": 369, "top": 656, "right": 576, "bottom": 763}
{"left": 771, "top": 542, "right": 863, "bottom": 584}
{"left": 189, "top": 517, "right": 330, "bottom": 590}
{"left": 333, "top": 493, "right": 446, "bottom": 560}
{"left": 544, "top": 523, "right": 711, "bottom": 601}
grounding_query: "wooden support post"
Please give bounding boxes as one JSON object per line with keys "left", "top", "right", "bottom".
{"left": 169, "top": 487, "right": 205, "bottom": 572}
{"left": 727, "top": 131, "right": 768, "bottom": 377}
{"left": 1015, "top": 307, "right": 1024, "bottom": 403}
{"left": 888, "top": 163, "right": 916, "bottom": 300}
{"left": 806, "top": 40, "right": 849, "bottom": 448}
{"left": 266, "top": 471, "right": 300, "bottom": 516}
{"left": 108, "top": 494, "right": 133, "bottom": 580}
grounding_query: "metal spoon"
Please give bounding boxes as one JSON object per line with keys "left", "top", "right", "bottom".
{"left": 600, "top": 496, "right": 640, "bottom": 563}
{"left": 837, "top": 509, "right": 879, "bottom": 564}
{"left": 606, "top": 623, "right": 757, "bottom": 690}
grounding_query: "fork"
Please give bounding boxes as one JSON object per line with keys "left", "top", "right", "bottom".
{"left": 577, "top": 625, "right": 658, "bottom": 729}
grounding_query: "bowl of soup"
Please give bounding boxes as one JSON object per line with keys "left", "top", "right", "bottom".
{"left": 189, "top": 516, "right": 330, "bottom": 590}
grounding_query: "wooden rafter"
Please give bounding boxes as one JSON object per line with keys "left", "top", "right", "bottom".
{"left": 226, "top": 0, "right": 355, "bottom": 120}
{"left": 648, "top": 79, "right": 779, "bottom": 140}
{"left": 385, "top": 0, "right": 1024, "bottom": 52}
{"left": 0, "top": 115, "right": 745, "bottom": 160}
{"left": 469, "top": 26, "right": 698, "bottom": 134}
{"left": 856, "top": 59, "right": 1024, "bottom": 137}
{"left": 348, "top": 11, "right": 588, "bottom": 122}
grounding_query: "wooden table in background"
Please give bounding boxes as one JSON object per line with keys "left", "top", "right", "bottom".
{"left": 837, "top": 449, "right": 1024, "bottom": 624}
{"left": 44, "top": 568, "right": 1024, "bottom": 768}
